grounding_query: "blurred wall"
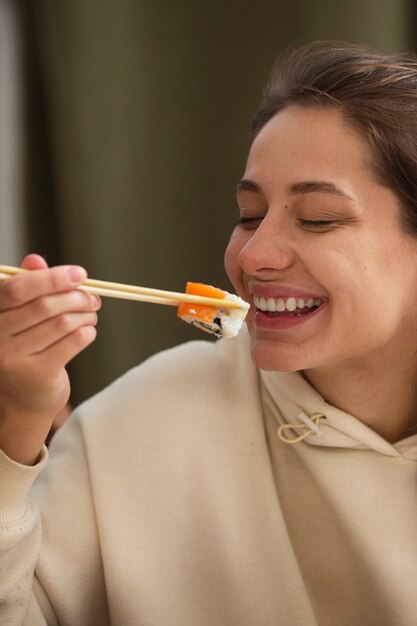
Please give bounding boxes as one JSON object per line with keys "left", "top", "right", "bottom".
{"left": 0, "top": 0, "right": 24, "bottom": 265}
{"left": 19, "top": 0, "right": 413, "bottom": 405}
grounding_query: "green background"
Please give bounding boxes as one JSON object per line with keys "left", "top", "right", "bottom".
{"left": 20, "top": 0, "right": 415, "bottom": 405}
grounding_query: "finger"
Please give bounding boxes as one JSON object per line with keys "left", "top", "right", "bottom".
{"left": 0, "top": 264, "right": 88, "bottom": 312}
{"left": 21, "top": 254, "right": 49, "bottom": 271}
{"left": 34, "top": 324, "right": 98, "bottom": 369}
{"left": 13, "top": 311, "right": 99, "bottom": 356}
{"left": 0, "top": 289, "right": 100, "bottom": 336}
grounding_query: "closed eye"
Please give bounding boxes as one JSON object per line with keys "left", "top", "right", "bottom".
{"left": 298, "top": 219, "right": 337, "bottom": 231}
{"left": 236, "top": 216, "right": 263, "bottom": 229}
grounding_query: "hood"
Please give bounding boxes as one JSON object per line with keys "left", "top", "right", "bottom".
{"left": 260, "top": 369, "right": 417, "bottom": 461}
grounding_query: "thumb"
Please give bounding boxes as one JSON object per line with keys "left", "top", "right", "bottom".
{"left": 20, "top": 253, "right": 49, "bottom": 271}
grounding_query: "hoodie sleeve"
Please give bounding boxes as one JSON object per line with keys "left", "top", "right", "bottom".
{"left": 0, "top": 413, "right": 109, "bottom": 626}
{"left": 0, "top": 446, "right": 48, "bottom": 625}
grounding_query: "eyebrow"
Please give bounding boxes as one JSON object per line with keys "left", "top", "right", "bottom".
{"left": 236, "top": 178, "right": 353, "bottom": 200}
{"left": 287, "top": 180, "right": 353, "bottom": 200}
{"left": 236, "top": 178, "right": 261, "bottom": 194}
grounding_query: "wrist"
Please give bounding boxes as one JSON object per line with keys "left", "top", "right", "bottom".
{"left": 0, "top": 409, "right": 54, "bottom": 465}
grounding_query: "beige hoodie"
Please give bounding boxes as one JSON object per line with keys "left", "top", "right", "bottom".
{"left": 0, "top": 327, "right": 416, "bottom": 625}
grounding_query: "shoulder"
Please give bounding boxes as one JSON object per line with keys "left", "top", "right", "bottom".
{"left": 96, "top": 325, "right": 251, "bottom": 401}
{"left": 46, "top": 327, "right": 264, "bottom": 496}
{"left": 130, "top": 324, "right": 253, "bottom": 392}
{"left": 73, "top": 325, "right": 258, "bottom": 439}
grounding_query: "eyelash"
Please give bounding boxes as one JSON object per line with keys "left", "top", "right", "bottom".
{"left": 237, "top": 217, "right": 261, "bottom": 226}
{"left": 298, "top": 219, "right": 336, "bottom": 229}
{"left": 237, "top": 217, "right": 336, "bottom": 230}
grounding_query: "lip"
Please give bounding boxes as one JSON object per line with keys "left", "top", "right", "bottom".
{"left": 248, "top": 281, "right": 327, "bottom": 301}
{"left": 253, "top": 301, "right": 327, "bottom": 330}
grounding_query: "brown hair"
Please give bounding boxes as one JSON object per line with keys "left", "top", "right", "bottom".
{"left": 252, "top": 41, "right": 417, "bottom": 234}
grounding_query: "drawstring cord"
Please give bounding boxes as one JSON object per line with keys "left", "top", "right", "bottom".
{"left": 277, "top": 411, "right": 326, "bottom": 444}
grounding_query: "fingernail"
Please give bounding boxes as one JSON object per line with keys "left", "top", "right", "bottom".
{"left": 67, "top": 266, "right": 87, "bottom": 283}
{"left": 91, "top": 295, "right": 101, "bottom": 309}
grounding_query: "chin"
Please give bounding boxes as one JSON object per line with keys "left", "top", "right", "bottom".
{"left": 250, "top": 339, "right": 307, "bottom": 373}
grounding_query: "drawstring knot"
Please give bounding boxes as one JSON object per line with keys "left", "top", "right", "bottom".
{"left": 277, "top": 411, "right": 326, "bottom": 445}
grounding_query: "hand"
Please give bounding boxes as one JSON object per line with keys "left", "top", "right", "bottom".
{"left": 0, "top": 254, "right": 100, "bottom": 463}
{"left": 46, "top": 403, "right": 73, "bottom": 445}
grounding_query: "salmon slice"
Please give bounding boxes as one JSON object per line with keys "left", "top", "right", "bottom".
{"left": 177, "top": 282, "right": 226, "bottom": 325}
{"left": 177, "top": 282, "right": 249, "bottom": 337}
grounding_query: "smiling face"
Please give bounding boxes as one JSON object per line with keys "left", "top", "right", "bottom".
{"left": 225, "top": 105, "right": 417, "bottom": 373}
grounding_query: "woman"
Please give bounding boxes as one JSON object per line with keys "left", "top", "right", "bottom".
{"left": 1, "top": 41, "right": 417, "bottom": 625}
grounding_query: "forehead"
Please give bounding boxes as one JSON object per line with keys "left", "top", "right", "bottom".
{"left": 245, "top": 105, "right": 376, "bottom": 191}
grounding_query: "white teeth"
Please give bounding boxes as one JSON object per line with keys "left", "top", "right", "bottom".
{"left": 267, "top": 297, "right": 276, "bottom": 312}
{"left": 253, "top": 295, "right": 323, "bottom": 312}
{"left": 286, "top": 297, "right": 297, "bottom": 312}
{"left": 276, "top": 298, "right": 286, "bottom": 312}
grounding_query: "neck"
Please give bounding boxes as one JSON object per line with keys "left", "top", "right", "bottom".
{"left": 303, "top": 342, "right": 417, "bottom": 444}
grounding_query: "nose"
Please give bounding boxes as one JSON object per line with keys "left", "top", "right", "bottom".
{"left": 238, "top": 213, "right": 297, "bottom": 277}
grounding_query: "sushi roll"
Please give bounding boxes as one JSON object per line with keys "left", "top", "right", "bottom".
{"left": 177, "top": 282, "right": 249, "bottom": 338}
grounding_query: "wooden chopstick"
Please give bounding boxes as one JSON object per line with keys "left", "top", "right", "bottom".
{"left": 79, "top": 285, "right": 179, "bottom": 306}
{"left": 0, "top": 265, "right": 246, "bottom": 310}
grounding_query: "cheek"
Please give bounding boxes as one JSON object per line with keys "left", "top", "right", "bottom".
{"left": 224, "top": 230, "right": 243, "bottom": 290}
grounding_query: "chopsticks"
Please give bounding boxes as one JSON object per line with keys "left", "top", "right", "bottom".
{"left": 0, "top": 265, "right": 246, "bottom": 310}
